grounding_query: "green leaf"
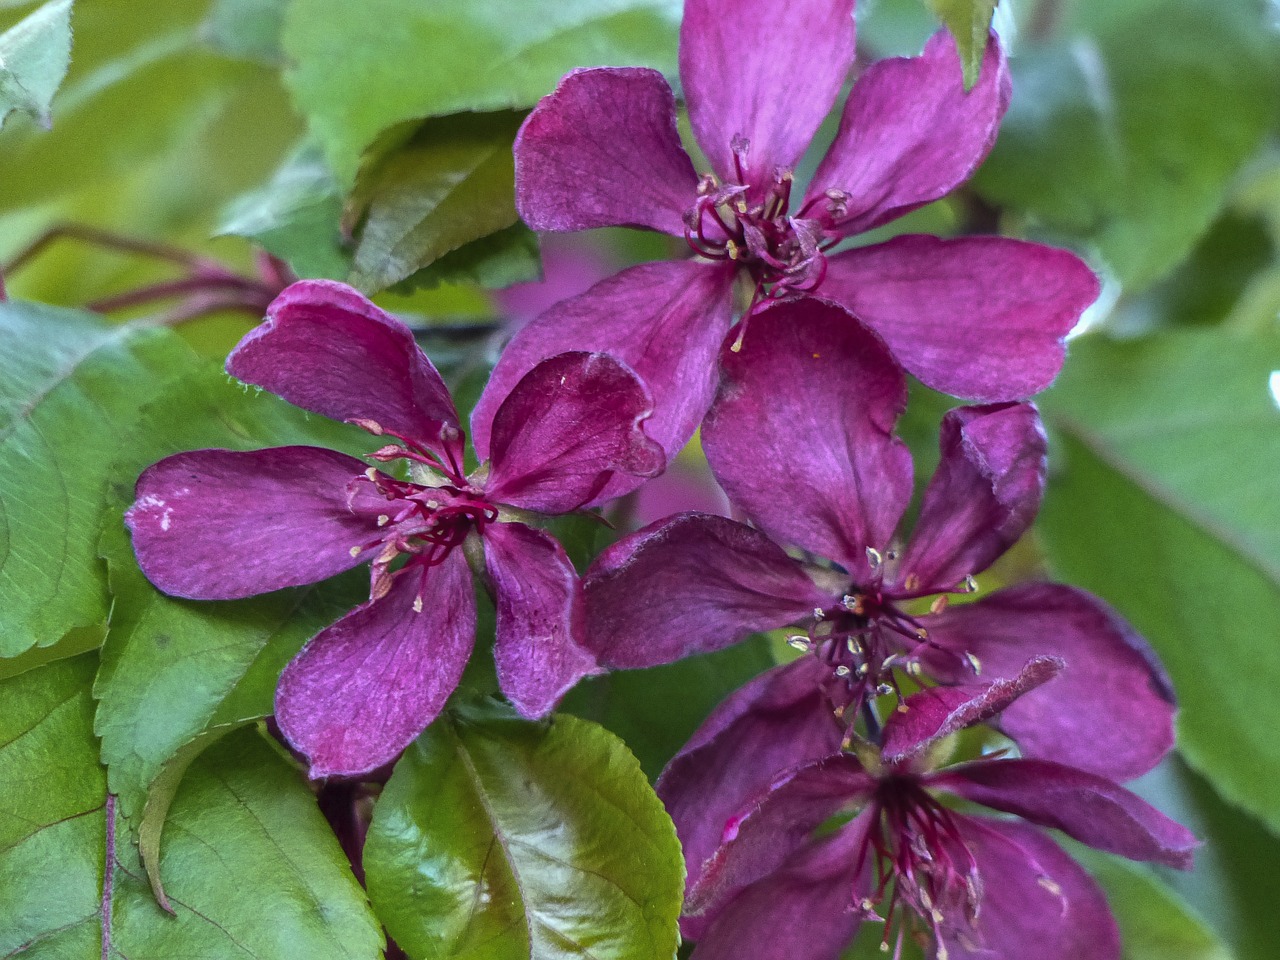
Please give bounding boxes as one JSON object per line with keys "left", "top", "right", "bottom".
{"left": 394, "top": 222, "right": 541, "bottom": 294}
{"left": 282, "top": 0, "right": 681, "bottom": 182}
{"left": 1036, "top": 328, "right": 1280, "bottom": 833}
{"left": 0, "top": 302, "right": 202, "bottom": 660}
{"left": 218, "top": 142, "right": 353, "bottom": 279}
{"left": 925, "top": 0, "right": 995, "bottom": 89}
{"left": 0, "top": 0, "right": 72, "bottom": 129}
{"left": 973, "top": 0, "right": 1279, "bottom": 289}
{"left": 364, "top": 698, "right": 684, "bottom": 960}
{"left": 201, "top": 0, "right": 286, "bottom": 63}
{"left": 348, "top": 111, "right": 525, "bottom": 294}
{"left": 0, "top": 656, "right": 383, "bottom": 959}
{"left": 93, "top": 361, "right": 372, "bottom": 824}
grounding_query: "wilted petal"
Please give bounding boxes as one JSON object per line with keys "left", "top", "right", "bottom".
{"left": 471, "top": 259, "right": 736, "bottom": 497}
{"left": 681, "top": 0, "right": 856, "bottom": 190}
{"left": 896, "top": 403, "right": 1046, "bottom": 593}
{"left": 275, "top": 553, "right": 476, "bottom": 778}
{"left": 821, "top": 235, "right": 1098, "bottom": 401}
{"left": 584, "top": 513, "right": 833, "bottom": 668}
{"left": 941, "top": 817, "right": 1120, "bottom": 960}
{"left": 481, "top": 352, "right": 664, "bottom": 512}
{"left": 484, "top": 521, "right": 598, "bottom": 718}
{"left": 657, "top": 657, "right": 843, "bottom": 912}
{"left": 127, "top": 446, "right": 378, "bottom": 600}
{"left": 807, "top": 30, "right": 1009, "bottom": 233}
{"left": 688, "top": 753, "right": 873, "bottom": 917}
{"left": 881, "top": 656, "right": 1063, "bottom": 764}
{"left": 515, "top": 67, "right": 699, "bottom": 235}
{"left": 703, "top": 298, "right": 911, "bottom": 579}
{"left": 228, "top": 280, "right": 463, "bottom": 463}
{"left": 690, "top": 820, "right": 870, "bottom": 960}
{"left": 936, "top": 759, "right": 1197, "bottom": 869}
{"left": 920, "top": 583, "right": 1176, "bottom": 780}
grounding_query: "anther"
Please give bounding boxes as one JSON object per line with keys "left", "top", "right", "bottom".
{"left": 961, "top": 575, "right": 979, "bottom": 593}
{"left": 903, "top": 573, "right": 920, "bottom": 592}
{"left": 377, "top": 514, "right": 389, "bottom": 527}
{"left": 813, "top": 607, "right": 826, "bottom": 621}
{"left": 965, "top": 652, "right": 982, "bottom": 674}
{"left": 786, "top": 635, "right": 810, "bottom": 652}
{"left": 412, "top": 595, "right": 423, "bottom": 613}
{"left": 349, "top": 546, "right": 362, "bottom": 557}
{"left": 866, "top": 546, "right": 883, "bottom": 569}
{"left": 835, "top": 665, "right": 851, "bottom": 678}
{"left": 930, "top": 595, "right": 949, "bottom": 614}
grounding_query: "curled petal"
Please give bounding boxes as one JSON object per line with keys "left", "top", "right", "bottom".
{"left": 471, "top": 259, "right": 736, "bottom": 498}
{"left": 880, "top": 656, "right": 1063, "bottom": 764}
{"left": 228, "top": 280, "right": 463, "bottom": 465}
{"left": 807, "top": 30, "right": 1009, "bottom": 233}
{"left": 940, "top": 817, "right": 1120, "bottom": 960}
{"left": 936, "top": 759, "right": 1198, "bottom": 869}
{"left": 583, "top": 513, "right": 833, "bottom": 668}
{"left": 126, "top": 446, "right": 378, "bottom": 600}
{"left": 681, "top": 0, "right": 856, "bottom": 190}
{"left": 703, "top": 298, "right": 912, "bottom": 578}
{"left": 484, "top": 522, "right": 599, "bottom": 718}
{"left": 897, "top": 402, "right": 1046, "bottom": 593}
{"left": 515, "top": 67, "right": 699, "bottom": 235}
{"left": 821, "top": 235, "right": 1098, "bottom": 401}
{"left": 482, "top": 352, "right": 665, "bottom": 513}
{"left": 657, "top": 657, "right": 844, "bottom": 919}
{"left": 689, "top": 819, "right": 871, "bottom": 960}
{"left": 275, "top": 552, "right": 477, "bottom": 778}
{"left": 919, "top": 583, "right": 1176, "bottom": 780}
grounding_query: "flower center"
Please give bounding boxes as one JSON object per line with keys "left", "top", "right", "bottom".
{"left": 856, "top": 777, "right": 983, "bottom": 960}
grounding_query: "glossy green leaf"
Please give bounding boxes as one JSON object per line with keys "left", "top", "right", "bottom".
{"left": 1037, "top": 328, "right": 1280, "bottom": 833}
{"left": 975, "top": 0, "right": 1279, "bottom": 289}
{"left": 282, "top": 0, "right": 681, "bottom": 182}
{"left": 0, "top": 302, "right": 202, "bottom": 660}
{"left": 925, "top": 0, "right": 995, "bottom": 89}
{"left": 394, "top": 222, "right": 541, "bottom": 294}
{"left": 364, "top": 698, "right": 684, "bottom": 960}
{"left": 349, "top": 112, "right": 525, "bottom": 293}
{"left": 93, "top": 361, "right": 372, "bottom": 823}
{"left": 0, "top": 0, "right": 72, "bottom": 129}
{"left": 218, "top": 141, "right": 353, "bottom": 280}
{"left": 0, "top": 656, "right": 383, "bottom": 959}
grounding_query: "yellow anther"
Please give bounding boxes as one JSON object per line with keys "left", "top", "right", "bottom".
{"left": 349, "top": 546, "right": 362, "bottom": 557}
{"left": 365, "top": 467, "right": 377, "bottom": 480}
{"left": 930, "top": 595, "right": 950, "bottom": 614}
{"left": 904, "top": 573, "right": 920, "bottom": 591}
{"left": 377, "top": 514, "right": 390, "bottom": 527}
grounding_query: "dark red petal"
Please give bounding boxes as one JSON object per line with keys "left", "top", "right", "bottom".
{"left": 126, "top": 446, "right": 378, "bottom": 600}
{"left": 703, "top": 298, "right": 911, "bottom": 578}
{"left": 484, "top": 522, "right": 598, "bottom": 719}
{"left": 807, "top": 30, "right": 1009, "bottom": 233}
{"left": 821, "top": 235, "right": 1098, "bottom": 402}
{"left": 228, "top": 280, "right": 462, "bottom": 463}
{"left": 681, "top": 0, "right": 855, "bottom": 190}
{"left": 583, "top": 513, "right": 833, "bottom": 669}
{"left": 275, "top": 553, "right": 476, "bottom": 778}
{"left": 919, "top": 583, "right": 1177, "bottom": 780}
{"left": 483, "top": 352, "right": 664, "bottom": 513}
{"left": 514, "top": 67, "right": 699, "bottom": 236}
{"left": 896, "top": 402, "right": 1046, "bottom": 593}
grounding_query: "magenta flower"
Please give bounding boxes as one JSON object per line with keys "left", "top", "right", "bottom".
{"left": 681, "top": 660, "right": 1197, "bottom": 960}
{"left": 469, "top": 0, "right": 1099, "bottom": 477}
{"left": 583, "top": 298, "right": 1175, "bottom": 880}
{"left": 125, "top": 280, "right": 665, "bottom": 777}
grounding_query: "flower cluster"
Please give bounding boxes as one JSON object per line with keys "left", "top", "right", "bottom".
{"left": 125, "top": 0, "right": 1194, "bottom": 957}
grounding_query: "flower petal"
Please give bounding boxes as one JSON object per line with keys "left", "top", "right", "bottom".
{"left": 583, "top": 513, "right": 833, "bottom": 668}
{"left": 482, "top": 352, "right": 665, "bottom": 513}
{"left": 484, "top": 521, "right": 599, "bottom": 718}
{"left": 821, "top": 235, "right": 1099, "bottom": 401}
{"left": 471, "top": 259, "right": 736, "bottom": 496}
{"left": 514, "top": 67, "right": 700, "bottom": 235}
{"left": 690, "top": 821, "right": 870, "bottom": 960}
{"left": 228, "top": 280, "right": 463, "bottom": 464}
{"left": 688, "top": 753, "right": 873, "bottom": 917}
{"left": 275, "top": 552, "right": 476, "bottom": 778}
{"left": 126, "top": 446, "right": 378, "bottom": 600}
{"left": 806, "top": 30, "right": 1009, "bottom": 233}
{"left": 702, "top": 298, "right": 912, "bottom": 578}
{"left": 936, "top": 759, "right": 1198, "bottom": 869}
{"left": 919, "top": 583, "right": 1177, "bottom": 781}
{"left": 681, "top": 0, "right": 856, "bottom": 189}
{"left": 880, "top": 656, "right": 1063, "bottom": 764}
{"left": 657, "top": 657, "right": 844, "bottom": 915}
{"left": 941, "top": 817, "right": 1120, "bottom": 960}
{"left": 896, "top": 402, "right": 1046, "bottom": 593}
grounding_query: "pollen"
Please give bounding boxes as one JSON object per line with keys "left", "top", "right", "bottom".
{"left": 349, "top": 546, "right": 362, "bottom": 557}
{"left": 413, "top": 595, "right": 423, "bottom": 614}
{"left": 377, "top": 514, "right": 389, "bottom": 526}
{"left": 930, "top": 595, "right": 949, "bottom": 614}
{"left": 812, "top": 352, "right": 821, "bottom": 359}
